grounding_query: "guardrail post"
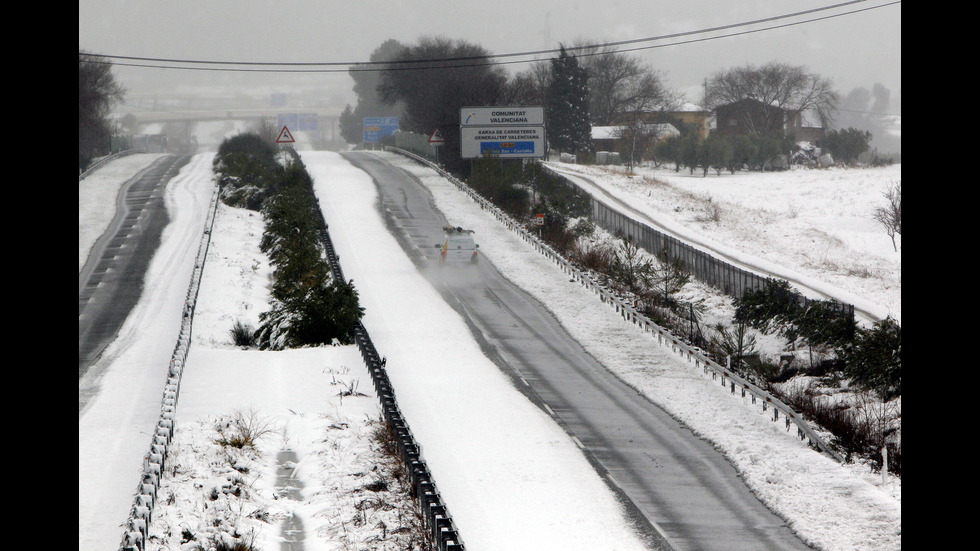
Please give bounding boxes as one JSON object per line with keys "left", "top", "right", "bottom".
{"left": 121, "top": 530, "right": 143, "bottom": 551}
{"left": 133, "top": 504, "right": 151, "bottom": 530}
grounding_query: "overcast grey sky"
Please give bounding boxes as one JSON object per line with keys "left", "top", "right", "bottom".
{"left": 78, "top": 0, "right": 901, "bottom": 111}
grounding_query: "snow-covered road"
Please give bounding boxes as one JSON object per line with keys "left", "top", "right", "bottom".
{"left": 79, "top": 147, "right": 900, "bottom": 551}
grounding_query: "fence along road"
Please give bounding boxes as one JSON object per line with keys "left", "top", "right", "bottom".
{"left": 340, "top": 151, "right": 815, "bottom": 551}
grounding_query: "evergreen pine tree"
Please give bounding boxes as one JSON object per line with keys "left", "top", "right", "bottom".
{"left": 545, "top": 46, "right": 592, "bottom": 156}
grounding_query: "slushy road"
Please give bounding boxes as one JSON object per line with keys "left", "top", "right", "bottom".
{"left": 341, "top": 151, "right": 813, "bottom": 551}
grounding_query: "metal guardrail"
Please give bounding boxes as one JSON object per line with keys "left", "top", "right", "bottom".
{"left": 314, "top": 177, "right": 466, "bottom": 550}
{"left": 79, "top": 150, "right": 139, "bottom": 180}
{"left": 545, "top": 164, "right": 857, "bottom": 322}
{"left": 386, "top": 146, "right": 844, "bottom": 464}
{"left": 119, "top": 185, "right": 221, "bottom": 551}
{"left": 118, "top": 151, "right": 466, "bottom": 550}
{"left": 348, "top": 320, "right": 465, "bottom": 550}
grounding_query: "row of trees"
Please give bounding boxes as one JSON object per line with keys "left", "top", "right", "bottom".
{"left": 340, "top": 37, "right": 679, "bottom": 175}
{"left": 645, "top": 124, "right": 876, "bottom": 175}
{"left": 734, "top": 278, "right": 901, "bottom": 401}
{"left": 79, "top": 51, "right": 124, "bottom": 171}
{"left": 652, "top": 129, "right": 796, "bottom": 175}
{"left": 340, "top": 36, "right": 860, "bottom": 176}
{"left": 212, "top": 134, "right": 365, "bottom": 349}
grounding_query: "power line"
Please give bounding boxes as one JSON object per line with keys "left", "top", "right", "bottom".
{"left": 81, "top": 0, "right": 899, "bottom": 74}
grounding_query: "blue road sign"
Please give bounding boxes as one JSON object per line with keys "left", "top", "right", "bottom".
{"left": 277, "top": 113, "right": 318, "bottom": 132}
{"left": 480, "top": 141, "right": 536, "bottom": 155}
{"left": 363, "top": 117, "right": 399, "bottom": 143}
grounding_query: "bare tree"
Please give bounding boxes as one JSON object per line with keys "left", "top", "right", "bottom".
{"left": 704, "top": 61, "right": 838, "bottom": 134}
{"left": 614, "top": 118, "right": 662, "bottom": 172}
{"left": 575, "top": 43, "right": 680, "bottom": 125}
{"left": 501, "top": 61, "right": 550, "bottom": 106}
{"left": 853, "top": 391, "right": 901, "bottom": 482}
{"left": 79, "top": 51, "right": 125, "bottom": 168}
{"left": 873, "top": 181, "right": 901, "bottom": 251}
{"left": 377, "top": 36, "right": 509, "bottom": 172}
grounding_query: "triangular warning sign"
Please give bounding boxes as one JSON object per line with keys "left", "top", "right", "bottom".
{"left": 276, "top": 126, "right": 295, "bottom": 143}
{"left": 428, "top": 129, "right": 445, "bottom": 144}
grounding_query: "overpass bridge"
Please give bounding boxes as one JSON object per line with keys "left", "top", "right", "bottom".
{"left": 118, "top": 106, "right": 344, "bottom": 126}
{"left": 112, "top": 105, "right": 347, "bottom": 152}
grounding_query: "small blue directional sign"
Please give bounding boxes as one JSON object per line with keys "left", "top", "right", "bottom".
{"left": 363, "top": 117, "right": 400, "bottom": 143}
{"left": 277, "top": 113, "right": 318, "bottom": 132}
{"left": 480, "top": 141, "right": 536, "bottom": 155}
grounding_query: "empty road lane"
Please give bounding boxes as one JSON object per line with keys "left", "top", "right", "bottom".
{"left": 79, "top": 154, "right": 190, "bottom": 379}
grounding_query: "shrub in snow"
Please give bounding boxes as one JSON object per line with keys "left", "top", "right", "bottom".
{"left": 229, "top": 320, "right": 256, "bottom": 348}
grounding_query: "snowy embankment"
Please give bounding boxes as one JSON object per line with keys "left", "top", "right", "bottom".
{"left": 80, "top": 148, "right": 900, "bottom": 551}
{"left": 543, "top": 162, "right": 901, "bottom": 325}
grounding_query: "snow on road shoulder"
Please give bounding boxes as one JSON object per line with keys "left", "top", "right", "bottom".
{"left": 150, "top": 347, "right": 427, "bottom": 551}
{"left": 381, "top": 151, "right": 901, "bottom": 551}
{"left": 79, "top": 153, "right": 216, "bottom": 551}
{"left": 303, "top": 150, "right": 652, "bottom": 551}
{"left": 79, "top": 153, "right": 168, "bottom": 272}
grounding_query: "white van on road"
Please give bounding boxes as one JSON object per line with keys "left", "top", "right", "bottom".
{"left": 435, "top": 226, "right": 479, "bottom": 265}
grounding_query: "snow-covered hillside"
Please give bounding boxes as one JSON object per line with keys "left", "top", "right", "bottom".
{"left": 545, "top": 161, "right": 901, "bottom": 325}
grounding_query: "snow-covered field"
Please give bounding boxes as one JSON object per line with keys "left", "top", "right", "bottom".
{"left": 544, "top": 161, "right": 901, "bottom": 325}
{"left": 79, "top": 143, "right": 900, "bottom": 551}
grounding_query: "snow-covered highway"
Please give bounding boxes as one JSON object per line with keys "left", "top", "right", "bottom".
{"left": 79, "top": 147, "right": 900, "bottom": 551}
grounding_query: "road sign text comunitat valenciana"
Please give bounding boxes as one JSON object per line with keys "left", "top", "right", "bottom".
{"left": 460, "top": 106, "right": 545, "bottom": 159}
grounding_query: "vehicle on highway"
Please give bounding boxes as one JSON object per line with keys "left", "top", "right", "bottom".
{"left": 435, "top": 226, "right": 479, "bottom": 265}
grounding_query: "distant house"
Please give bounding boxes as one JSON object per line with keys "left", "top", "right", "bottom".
{"left": 591, "top": 123, "right": 679, "bottom": 156}
{"left": 665, "top": 102, "right": 711, "bottom": 139}
{"left": 590, "top": 102, "right": 709, "bottom": 159}
{"left": 714, "top": 98, "right": 825, "bottom": 143}
{"left": 591, "top": 125, "right": 623, "bottom": 153}
{"left": 783, "top": 108, "right": 826, "bottom": 144}
{"left": 631, "top": 103, "right": 711, "bottom": 140}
